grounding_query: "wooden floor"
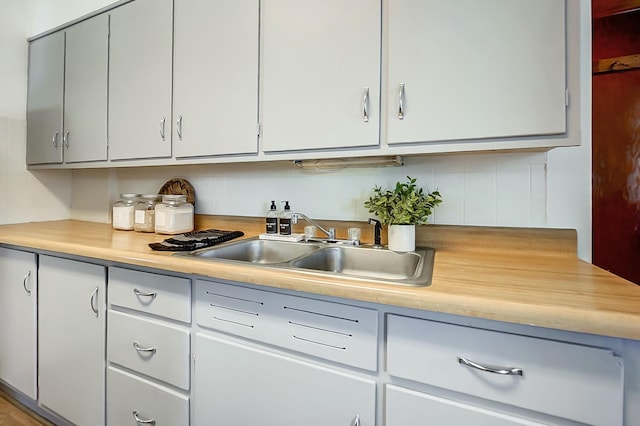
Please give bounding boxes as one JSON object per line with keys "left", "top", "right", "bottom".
{"left": 0, "top": 392, "right": 52, "bottom": 426}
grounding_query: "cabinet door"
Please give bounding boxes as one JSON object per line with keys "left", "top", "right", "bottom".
{"left": 386, "top": 385, "right": 547, "bottom": 426}
{"left": 261, "top": 0, "right": 381, "bottom": 152}
{"left": 0, "top": 248, "right": 37, "bottom": 400}
{"left": 38, "top": 255, "right": 106, "bottom": 426}
{"left": 26, "top": 31, "right": 64, "bottom": 165}
{"left": 173, "top": 0, "right": 259, "bottom": 157}
{"left": 193, "top": 334, "right": 375, "bottom": 426}
{"left": 386, "top": 0, "right": 566, "bottom": 144}
{"left": 109, "top": 0, "right": 173, "bottom": 160}
{"left": 63, "top": 14, "right": 108, "bottom": 163}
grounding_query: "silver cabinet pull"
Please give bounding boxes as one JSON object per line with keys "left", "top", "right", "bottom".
{"left": 176, "top": 115, "right": 183, "bottom": 140}
{"left": 362, "top": 87, "right": 370, "bottom": 122}
{"left": 133, "top": 288, "right": 157, "bottom": 298}
{"left": 51, "top": 131, "right": 59, "bottom": 148}
{"left": 133, "top": 342, "right": 157, "bottom": 354}
{"left": 90, "top": 287, "right": 99, "bottom": 317}
{"left": 23, "top": 271, "right": 31, "bottom": 295}
{"left": 458, "top": 356, "right": 523, "bottom": 376}
{"left": 398, "top": 83, "right": 405, "bottom": 120}
{"left": 160, "top": 116, "right": 166, "bottom": 141}
{"left": 132, "top": 410, "right": 156, "bottom": 425}
{"left": 63, "top": 130, "right": 70, "bottom": 148}
{"left": 353, "top": 414, "right": 361, "bottom": 426}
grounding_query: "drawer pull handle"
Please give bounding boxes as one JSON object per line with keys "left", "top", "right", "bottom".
{"left": 132, "top": 410, "right": 156, "bottom": 425}
{"left": 362, "top": 87, "right": 370, "bottom": 122}
{"left": 398, "top": 83, "right": 405, "bottom": 120}
{"left": 23, "top": 270, "right": 32, "bottom": 295}
{"left": 90, "top": 287, "right": 99, "bottom": 317}
{"left": 133, "top": 342, "right": 157, "bottom": 354}
{"left": 353, "top": 413, "right": 361, "bottom": 426}
{"left": 133, "top": 288, "right": 157, "bottom": 298}
{"left": 458, "top": 356, "right": 523, "bottom": 376}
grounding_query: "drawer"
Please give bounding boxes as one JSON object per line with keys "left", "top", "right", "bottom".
{"left": 386, "top": 315, "right": 623, "bottom": 426}
{"left": 107, "top": 366, "right": 188, "bottom": 426}
{"left": 273, "top": 294, "right": 378, "bottom": 371}
{"left": 195, "top": 280, "right": 272, "bottom": 340}
{"left": 109, "top": 267, "right": 191, "bottom": 322}
{"left": 108, "top": 310, "right": 190, "bottom": 390}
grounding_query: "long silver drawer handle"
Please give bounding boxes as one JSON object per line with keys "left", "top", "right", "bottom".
{"left": 23, "top": 271, "right": 31, "bottom": 295}
{"left": 398, "top": 83, "right": 405, "bottom": 120}
{"left": 90, "top": 287, "right": 99, "bottom": 317}
{"left": 176, "top": 115, "right": 183, "bottom": 140}
{"left": 51, "top": 131, "right": 59, "bottom": 148}
{"left": 458, "top": 356, "right": 523, "bottom": 376}
{"left": 132, "top": 410, "right": 156, "bottom": 425}
{"left": 362, "top": 87, "right": 370, "bottom": 122}
{"left": 63, "top": 130, "right": 70, "bottom": 148}
{"left": 133, "top": 342, "right": 157, "bottom": 354}
{"left": 160, "top": 116, "right": 166, "bottom": 141}
{"left": 133, "top": 288, "right": 157, "bottom": 298}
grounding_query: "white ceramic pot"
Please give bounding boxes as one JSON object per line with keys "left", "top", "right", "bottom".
{"left": 388, "top": 224, "right": 415, "bottom": 252}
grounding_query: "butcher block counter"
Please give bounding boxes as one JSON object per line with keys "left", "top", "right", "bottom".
{"left": 1, "top": 217, "right": 639, "bottom": 341}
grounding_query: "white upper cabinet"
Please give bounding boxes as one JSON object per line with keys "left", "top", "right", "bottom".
{"left": 385, "top": 0, "right": 567, "bottom": 145}
{"left": 109, "top": 0, "right": 173, "bottom": 160}
{"left": 173, "top": 0, "right": 259, "bottom": 157}
{"left": 64, "top": 14, "right": 108, "bottom": 163}
{"left": 26, "top": 31, "right": 64, "bottom": 165}
{"left": 260, "top": 0, "right": 381, "bottom": 152}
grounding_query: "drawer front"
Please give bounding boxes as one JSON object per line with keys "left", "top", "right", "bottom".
{"left": 108, "top": 310, "right": 190, "bottom": 390}
{"left": 109, "top": 267, "right": 191, "bottom": 322}
{"left": 386, "top": 385, "right": 546, "bottom": 426}
{"left": 107, "top": 366, "right": 188, "bottom": 426}
{"left": 386, "top": 315, "right": 623, "bottom": 426}
{"left": 195, "top": 280, "right": 378, "bottom": 371}
{"left": 195, "top": 280, "right": 272, "bottom": 340}
{"left": 274, "top": 295, "right": 378, "bottom": 371}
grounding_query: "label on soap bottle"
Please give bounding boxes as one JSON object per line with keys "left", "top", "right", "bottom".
{"left": 279, "top": 218, "right": 291, "bottom": 235}
{"left": 266, "top": 217, "right": 278, "bottom": 234}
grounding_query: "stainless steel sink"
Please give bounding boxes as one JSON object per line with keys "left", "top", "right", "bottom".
{"left": 292, "top": 245, "right": 434, "bottom": 286}
{"left": 176, "top": 237, "right": 434, "bottom": 286}
{"left": 184, "top": 239, "right": 319, "bottom": 264}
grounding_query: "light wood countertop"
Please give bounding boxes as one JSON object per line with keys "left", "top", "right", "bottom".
{"left": 1, "top": 219, "right": 639, "bottom": 341}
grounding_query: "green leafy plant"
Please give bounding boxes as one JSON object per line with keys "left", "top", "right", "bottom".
{"left": 364, "top": 176, "right": 442, "bottom": 225}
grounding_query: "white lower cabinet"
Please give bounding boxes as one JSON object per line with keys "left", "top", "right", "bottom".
{"left": 193, "top": 333, "right": 375, "bottom": 426}
{"left": 107, "top": 366, "right": 189, "bottom": 426}
{"left": 38, "top": 255, "right": 106, "bottom": 426}
{"left": 386, "top": 385, "right": 546, "bottom": 426}
{"left": 0, "top": 248, "right": 37, "bottom": 400}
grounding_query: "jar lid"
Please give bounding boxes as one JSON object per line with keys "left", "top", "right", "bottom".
{"left": 161, "top": 194, "right": 187, "bottom": 201}
{"left": 140, "top": 194, "right": 161, "bottom": 200}
{"left": 120, "top": 193, "right": 141, "bottom": 199}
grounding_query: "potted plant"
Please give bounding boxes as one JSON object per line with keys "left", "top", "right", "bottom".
{"left": 364, "top": 176, "right": 442, "bottom": 251}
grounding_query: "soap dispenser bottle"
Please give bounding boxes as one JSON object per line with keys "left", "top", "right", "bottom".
{"left": 279, "top": 201, "right": 292, "bottom": 235}
{"left": 266, "top": 200, "right": 279, "bottom": 234}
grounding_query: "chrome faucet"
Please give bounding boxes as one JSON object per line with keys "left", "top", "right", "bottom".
{"left": 291, "top": 213, "right": 336, "bottom": 240}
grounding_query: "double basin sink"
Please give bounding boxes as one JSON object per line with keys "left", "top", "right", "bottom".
{"left": 176, "top": 238, "right": 435, "bottom": 286}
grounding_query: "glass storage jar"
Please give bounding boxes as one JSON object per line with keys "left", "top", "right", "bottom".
{"left": 134, "top": 194, "right": 161, "bottom": 232}
{"left": 154, "top": 194, "right": 194, "bottom": 234}
{"left": 112, "top": 193, "right": 140, "bottom": 231}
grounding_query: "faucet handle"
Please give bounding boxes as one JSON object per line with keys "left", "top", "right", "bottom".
{"left": 328, "top": 227, "right": 336, "bottom": 239}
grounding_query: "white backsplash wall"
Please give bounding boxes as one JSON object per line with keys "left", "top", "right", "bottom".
{"left": 0, "top": 117, "right": 72, "bottom": 224}
{"left": 72, "top": 151, "right": 547, "bottom": 228}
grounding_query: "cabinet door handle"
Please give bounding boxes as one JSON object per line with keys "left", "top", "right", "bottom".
{"left": 353, "top": 413, "right": 361, "bottom": 426}
{"left": 133, "top": 288, "right": 157, "bottom": 298}
{"left": 90, "top": 287, "right": 99, "bottom": 317}
{"left": 176, "top": 115, "right": 183, "bottom": 140}
{"left": 23, "top": 271, "right": 32, "bottom": 295}
{"left": 398, "top": 83, "right": 405, "bottom": 120}
{"left": 362, "top": 87, "right": 370, "bottom": 122}
{"left": 160, "top": 116, "right": 166, "bottom": 141}
{"left": 458, "top": 356, "right": 523, "bottom": 376}
{"left": 132, "top": 410, "right": 156, "bottom": 425}
{"left": 133, "top": 342, "right": 157, "bottom": 354}
{"left": 51, "top": 131, "right": 59, "bottom": 148}
{"left": 63, "top": 130, "right": 70, "bottom": 148}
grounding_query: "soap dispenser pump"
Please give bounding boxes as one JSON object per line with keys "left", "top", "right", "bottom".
{"left": 279, "top": 201, "right": 292, "bottom": 235}
{"left": 266, "top": 200, "right": 279, "bottom": 234}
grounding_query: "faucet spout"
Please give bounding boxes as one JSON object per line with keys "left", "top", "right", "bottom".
{"left": 368, "top": 218, "right": 383, "bottom": 248}
{"left": 292, "top": 213, "right": 335, "bottom": 239}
